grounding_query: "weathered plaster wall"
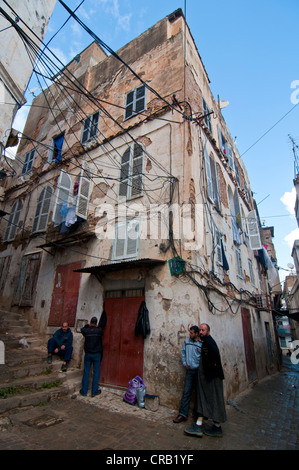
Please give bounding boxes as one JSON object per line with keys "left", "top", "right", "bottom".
{"left": 0, "top": 0, "right": 57, "bottom": 146}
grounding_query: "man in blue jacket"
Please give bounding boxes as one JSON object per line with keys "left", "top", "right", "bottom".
{"left": 173, "top": 325, "right": 202, "bottom": 423}
{"left": 47, "top": 322, "right": 73, "bottom": 372}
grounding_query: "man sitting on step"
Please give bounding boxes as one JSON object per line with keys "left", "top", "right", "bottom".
{"left": 47, "top": 322, "right": 73, "bottom": 372}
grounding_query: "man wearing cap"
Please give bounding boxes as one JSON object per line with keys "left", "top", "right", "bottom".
{"left": 80, "top": 317, "right": 104, "bottom": 397}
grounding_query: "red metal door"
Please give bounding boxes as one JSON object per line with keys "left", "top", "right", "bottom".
{"left": 48, "top": 262, "right": 82, "bottom": 327}
{"left": 100, "top": 295, "right": 145, "bottom": 387}
{"left": 241, "top": 308, "right": 257, "bottom": 382}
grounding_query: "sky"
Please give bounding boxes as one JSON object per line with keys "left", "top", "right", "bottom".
{"left": 11, "top": 0, "right": 299, "bottom": 286}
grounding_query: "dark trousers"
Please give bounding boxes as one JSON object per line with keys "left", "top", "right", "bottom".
{"left": 179, "top": 368, "right": 198, "bottom": 418}
{"left": 47, "top": 337, "right": 73, "bottom": 362}
{"left": 81, "top": 352, "right": 102, "bottom": 396}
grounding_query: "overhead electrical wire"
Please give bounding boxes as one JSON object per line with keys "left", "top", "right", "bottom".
{"left": 0, "top": 5, "right": 176, "bottom": 226}
{"left": 0, "top": 3, "right": 177, "bottom": 181}
{"left": 0, "top": 1, "right": 270, "bottom": 317}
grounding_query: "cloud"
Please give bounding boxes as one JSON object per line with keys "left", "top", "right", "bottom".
{"left": 281, "top": 188, "right": 296, "bottom": 216}
{"left": 284, "top": 228, "right": 299, "bottom": 248}
{"left": 94, "top": 0, "right": 132, "bottom": 32}
{"left": 49, "top": 47, "right": 69, "bottom": 66}
{"left": 281, "top": 188, "right": 299, "bottom": 248}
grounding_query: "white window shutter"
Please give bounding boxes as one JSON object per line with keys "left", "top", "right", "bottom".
{"left": 76, "top": 161, "right": 91, "bottom": 220}
{"left": 126, "top": 219, "right": 140, "bottom": 257}
{"left": 33, "top": 186, "right": 52, "bottom": 233}
{"left": 247, "top": 210, "right": 262, "bottom": 250}
{"left": 113, "top": 222, "right": 126, "bottom": 259}
{"left": 215, "top": 164, "right": 221, "bottom": 210}
{"left": 112, "top": 219, "right": 140, "bottom": 260}
{"left": 52, "top": 171, "right": 71, "bottom": 225}
{"left": 204, "top": 148, "right": 213, "bottom": 200}
{"left": 5, "top": 200, "right": 23, "bottom": 242}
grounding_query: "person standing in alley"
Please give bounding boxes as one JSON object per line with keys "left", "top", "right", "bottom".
{"left": 173, "top": 325, "right": 202, "bottom": 423}
{"left": 184, "top": 323, "right": 226, "bottom": 437}
{"left": 80, "top": 317, "right": 103, "bottom": 397}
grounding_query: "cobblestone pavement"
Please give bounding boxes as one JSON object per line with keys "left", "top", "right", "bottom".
{"left": 0, "top": 357, "right": 298, "bottom": 454}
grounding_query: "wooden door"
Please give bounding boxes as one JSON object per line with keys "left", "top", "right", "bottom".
{"left": 241, "top": 308, "right": 257, "bottom": 382}
{"left": 48, "top": 262, "right": 82, "bottom": 327}
{"left": 100, "top": 294, "right": 145, "bottom": 387}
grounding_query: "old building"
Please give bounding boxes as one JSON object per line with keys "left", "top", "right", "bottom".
{"left": 0, "top": 10, "right": 280, "bottom": 407}
{"left": 0, "top": 0, "right": 56, "bottom": 158}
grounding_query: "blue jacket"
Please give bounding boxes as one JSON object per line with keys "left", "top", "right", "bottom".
{"left": 181, "top": 338, "right": 202, "bottom": 370}
{"left": 53, "top": 328, "right": 73, "bottom": 348}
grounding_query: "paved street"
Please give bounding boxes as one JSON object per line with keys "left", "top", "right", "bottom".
{"left": 0, "top": 357, "right": 298, "bottom": 456}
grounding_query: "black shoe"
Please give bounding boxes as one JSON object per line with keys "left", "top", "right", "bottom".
{"left": 61, "top": 363, "right": 67, "bottom": 372}
{"left": 79, "top": 389, "right": 87, "bottom": 397}
{"left": 173, "top": 414, "right": 187, "bottom": 423}
{"left": 91, "top": 390, "right": 102, "bottom": 397}
{"left": 47, "top": 355, "right": 52, "bottom": 364}
{"left": 184, "top": 423, "right": 203, "bottom": 437}
{"left": 203, "top": 424, "right": 223, "bottom": 437}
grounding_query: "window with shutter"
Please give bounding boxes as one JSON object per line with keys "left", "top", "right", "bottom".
{"left": 52, "top": 171, "right": 71, "bottom": 225}
{"left": 119, "top": 143, "right": 144, "bottom": 200}
{"left": 112, "top": 218, "right": 140, "bottom": 260}
{"left": 81, "top": 111, "right": 100, "bottom": 143}
{"left": 204, "top": 149, "right": 221, "bottom": 209}
{"left": 0, "top": 256, "right": 11, "bottom": 291}
{"left": 235, "top": 247, "right": 243, "bottom": 278}
{"left": 21, "top": 149, "right": 35, "bottom": 174}
{"left": 75, "top": 161, "right": 91, "bottom": 220}
{"left": 234, "top": 160, "right": 240, "bottom": 186}
{"left": 247, "top": 210, "right": 262, "bottom": 251}
{"left": 202, "top": 97, "right": 212, "bottom": 134}
{"left": 248, "top": 259, "right": 255, "bottom": 286}
{"left": 204, "top": 148, "right": 213, "bottom": 200}
{"left": 215, "top": 227, "right": 223, "bottom": 265}
{"left": 125, "top": 85, "right": 146, "bottom": 119}
{"left": 4, "top": 199, "right": 23, "bottom": 242}
{"left": 32, "top": 186, "right": 52, "bottom": 233}
{"left": 48, "top": 133, "right": 65, "bottom": 163}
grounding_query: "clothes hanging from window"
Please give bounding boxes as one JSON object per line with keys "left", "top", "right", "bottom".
{"left": 221, "top": 240, "right": 229, "bottom": 271}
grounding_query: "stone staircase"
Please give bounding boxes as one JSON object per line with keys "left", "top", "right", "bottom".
{"left": 0, "top": 310, "right": 81, "bottom": 414}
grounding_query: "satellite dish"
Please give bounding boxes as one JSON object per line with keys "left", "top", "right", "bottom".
{"left": 287, "top": 263, "right": 295, "bottom": 270}
{"left": 220, "top": 100, "right": 229, "bottom": 109}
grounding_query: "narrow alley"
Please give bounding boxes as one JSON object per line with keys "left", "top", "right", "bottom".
{"left": 0, "top": 356, "right": 297, "bottom": 454}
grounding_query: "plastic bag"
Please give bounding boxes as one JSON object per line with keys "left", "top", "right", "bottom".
{"left": 136, "top": 385, "right": 146, "bottom": 408}
{"left": 19, "top": 337, "right": 29, "bottom": 348}
{"left": 123, "top": 376, "right": 145, "bottom": 406}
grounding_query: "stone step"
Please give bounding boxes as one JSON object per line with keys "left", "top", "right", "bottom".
{"left": 0, "top": 385, "right": 70, "bottom": 414}
{"left": 0, "top": 311, "right": 23, "bottom": 321}
{"left": 0, "top": 309, "right": 82, "bottom": 414}
{"left": 0, "top": 319, "right": 28, "bottom": 328}
{"left": 0, "top": 335, "right": 44, "bottom": 351}
{"left": 0, "top": 368, "right": 82, "bottom": 414}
